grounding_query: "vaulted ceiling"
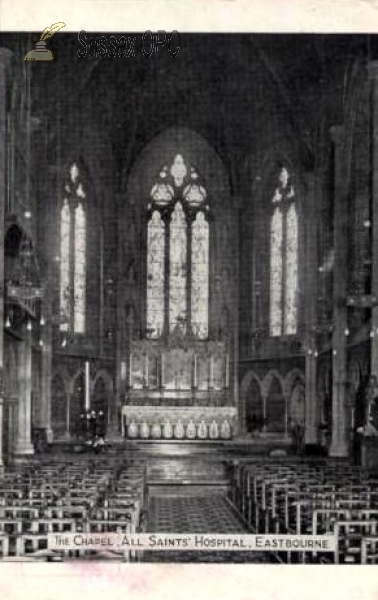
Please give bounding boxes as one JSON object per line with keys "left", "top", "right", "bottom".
{"left": 1, "top": 32, "right": 374, "bottom": 187}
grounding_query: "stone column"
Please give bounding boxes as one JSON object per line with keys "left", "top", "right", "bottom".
{"left": 369, "top": 62, "right": 378, "bottom": 375}
{"left": 229, "top": 203, "right": 241, "bottom": 434}
{"left": 13, "top": 329, "right": 34, "bottom": 458}
{"left": 37, "top": 167, "right": 55, "bottom": 442}
{"left": 39, "top": 320, "right": 53, "bottom": 443}
{"left": 329, "top": 125, "right": 349, "bottom": 458}
{"left": 0, "top": 49, "right": 13, "bottom": 467}
{"left": 305, "top": 344, "right": 318, "bottom": 445}
{"left": 303, "top": 174, "right": 318, "bottom": 445}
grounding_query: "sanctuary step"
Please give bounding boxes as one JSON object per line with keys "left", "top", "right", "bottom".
{"left": 149, "top": 484, "right": 228, "bottom": 497}
{"left": 146, "top": 458, "right": 230, "bottom": 485}
{"left": 48, "top": 434, "right": 293, "bottom": 460}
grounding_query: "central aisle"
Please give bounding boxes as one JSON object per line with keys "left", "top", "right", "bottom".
{"left": 145, "top": 493, "right": 268, "bottom": 562}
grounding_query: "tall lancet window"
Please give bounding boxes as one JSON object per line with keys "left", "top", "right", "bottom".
{"left": 169, "top": 202, "right": 187, "bottom": 332}
{"left": 269, "top": 166, "right": 298, "bottom": 336}
{"left": 147, "top": 154, "right": 209, "bottom": 338}
{"left": 60, "top": 200, "right": 71, "bottom": 331}
{"left": 191, "top": 211, "right": 209, "bottom": 339}
{"left": 147, "top": 211, "right": 165, "bottom": 336}
{"left": 59, "top": 162, "right": 87, "bottom": 334}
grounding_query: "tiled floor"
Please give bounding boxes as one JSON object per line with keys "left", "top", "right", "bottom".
{"left": 145, "top": 494, "right": 269, "bottom": 562}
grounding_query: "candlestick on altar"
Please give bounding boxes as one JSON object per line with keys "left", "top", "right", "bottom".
{"left": 129, "top": 353, "right": 133, "bottom": 388}
{"left": 145, "top": 352, "right": 149, "bottom": 387}
{"left": 225, "top": 353, "right": 230, "bottom": 388}
{"left": 85, "top": 361, "right": 90, "bottom": 410}
{"left": 161, "top": 353, "right": 165, "bottom": 388}
{"left": 209, "top": 355, "right": 214, "bottom": 389}
{"left": 193, "top": 353, "right": 197, "bottom": 388}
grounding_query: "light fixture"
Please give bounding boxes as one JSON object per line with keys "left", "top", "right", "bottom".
{"left": 7, "top": 234, "right": 43, "bottom": 303}
{"left": 39, "top": 316, "right": 45, "bottom": 326}
{"left": 370, "top": 330, "right": 375, "bottom": 338}
{"left": 26, "top": 320, "right": 32, "bottom": 332}
{"left": 333, "top": 349, "right": 337, "bottom": 356}
{"left": 364, "top": 219, "right": 371, "bottom": 228}
{"left": 39, "top": 339, "right": 44, "bottom": 347}
{"left": 24, "top": 211, "right": 32, "bottom": 219}
{"left": 344, "top": 328, "right": 350, "bottom": 336}
{"left": 5, "top": 315, "right": 11, "bottom": 328}
{"left": 61, "top": 338, "right": 67, "bottom": 348}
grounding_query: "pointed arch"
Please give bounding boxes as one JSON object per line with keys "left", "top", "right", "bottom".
{"left": 146, "top": 148, "right": 211, "bottom": 338}
{"left": 283, "top": 368, "right": 305, "bottom": 401}
{"left": 125, "top": 128, "right": 230, "bottom": 342}
{"left": 269, "top": 166, "right": 298, "bottom": 336}
{"left": 59, "top": 161, "right": 88, "bottom": 334}
{"left": 261, "top": 369, "right": 284, "bottom": 399}
{"left": 262, "top": 370, "right": 286, "bottom": 434}
{"left": 266, "top": 375, "right": 286, "bottom": 433}
{"left": 241, "top": 371, "right": 264, "bottom": 433}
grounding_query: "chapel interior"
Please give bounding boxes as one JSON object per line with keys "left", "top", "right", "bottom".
{"left": 0, "top": 32, "right": 377, "bottom": 563}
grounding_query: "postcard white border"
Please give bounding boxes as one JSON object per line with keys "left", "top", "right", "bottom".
{"left": 1, "top": 1, "right": 378, "bottom": 598}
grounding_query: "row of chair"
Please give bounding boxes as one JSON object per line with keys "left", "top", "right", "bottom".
{"left": 230, "top": 458, "right": 378, "bottom": 563}
{"left": 0, "top": 457, "right": 147, "bottom": 561}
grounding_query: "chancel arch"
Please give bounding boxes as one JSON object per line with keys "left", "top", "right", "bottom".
{"left": 119, "top": 127, "right": 238, "bottom": 436}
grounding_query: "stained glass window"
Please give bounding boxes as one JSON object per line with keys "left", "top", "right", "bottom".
{"left": 269, "top": 167, "right": 298, "bottom": 336}
{"left": 59, "top": 163, "right": 87, "bottom": 334}
{"left": 270, "top": 207, "right": 283, "bottom": 336}
{"left": 285, "top": 203, "right": 298, "bottom": 334}
{"left": 147, "top": 155, "right": 210, "bottom": 339}
{"left": 147, "top": 211, "right": 165, "bottom": 337}
{"left": 169, "top": 202, "right": 187, "bottom": 332}
{"left": 60, "top": 200, "right": 71, "bottom": 331}
{"left": 191, "top": 212, "right": 209, "bottom": 338}
{"left": 74, "top": 203, "right": 86, "bottom": 333}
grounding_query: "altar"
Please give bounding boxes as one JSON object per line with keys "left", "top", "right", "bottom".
{"left": 122, "top": 338, "right": 237, "bottom": 440}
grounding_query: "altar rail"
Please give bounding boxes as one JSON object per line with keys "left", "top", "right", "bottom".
{"left": 121, "top": 406, "right": 237, "bottom": 440}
